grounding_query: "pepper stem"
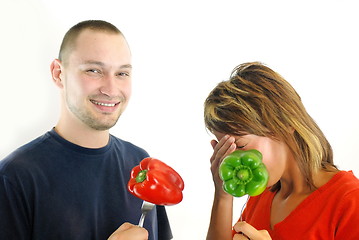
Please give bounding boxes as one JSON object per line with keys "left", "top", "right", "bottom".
{"left": 235, "top": 166, "right": 252, "bottom": 184}
{"left": 238, "top": 169, "right": 250, "bottom": 180}
{"left": 136, "top": 170, "right": 148, "bottom": 183}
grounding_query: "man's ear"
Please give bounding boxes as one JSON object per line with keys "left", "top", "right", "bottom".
{"left": 50, "top": 59, "right": 64, "bottom": 88}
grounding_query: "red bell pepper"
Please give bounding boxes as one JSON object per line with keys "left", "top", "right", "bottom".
{"left": 127, "top": 157, "right": 184, "bottom": 205}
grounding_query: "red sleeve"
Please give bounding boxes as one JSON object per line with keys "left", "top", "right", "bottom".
{"left": 334, "top": 188, "right": 359, "bottom": 239}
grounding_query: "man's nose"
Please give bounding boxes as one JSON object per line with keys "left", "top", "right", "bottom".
{"left": 99, "top": 74, "right": 118, "bottom": 97}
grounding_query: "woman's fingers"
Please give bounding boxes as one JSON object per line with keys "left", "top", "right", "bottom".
{"left": 233, "top": 221, "right": 271, "bottom": 240}
{"left": 210, "top": 135, "right": 236, "bottom": 165}
{"left": 209, "top": 135, "right": 236, "bottom": 194}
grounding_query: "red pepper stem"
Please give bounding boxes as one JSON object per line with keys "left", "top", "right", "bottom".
{"left": 136, "top": 170, "right": 148, "bottom": 183}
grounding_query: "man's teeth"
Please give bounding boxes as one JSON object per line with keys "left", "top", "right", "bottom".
{"left": 92, "top": 101, "right": 116, "bottom": 107}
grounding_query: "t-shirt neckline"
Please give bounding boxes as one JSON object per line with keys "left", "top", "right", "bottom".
{"left": 270, "top": 171, "right": 346, "bottom": 230}
{"left": 48, "top": 128, "right": 113, "bottom": 155}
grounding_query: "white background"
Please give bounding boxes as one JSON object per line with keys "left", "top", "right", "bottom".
{"left": 1, "top": 0, "right": 358, "bottom": 239}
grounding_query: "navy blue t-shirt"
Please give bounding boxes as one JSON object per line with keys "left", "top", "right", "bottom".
{"left": 0, "top": 129, "right": 172, "bottom": 240}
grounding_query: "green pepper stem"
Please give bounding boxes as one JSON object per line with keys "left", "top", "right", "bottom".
{"left": 136, "top": 170, "right": 148, "bottom": 183}
{"left": 238, "top": 169, "right": 250, "bottom": 180}
{"left": 235, "top": 166, "right": 252, "bottom": 184}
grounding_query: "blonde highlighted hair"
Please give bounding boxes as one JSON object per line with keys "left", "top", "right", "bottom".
{"left": 204, "top": 62, "right": 335, "bottom": 191}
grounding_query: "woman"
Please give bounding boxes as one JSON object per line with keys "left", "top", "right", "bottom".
{"left": 204, "top": 62, "right": 359, "bottom": 240}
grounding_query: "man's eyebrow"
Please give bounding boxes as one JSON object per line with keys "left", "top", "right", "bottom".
{"left": 82, "top": 61, "right": 132, "bottom": 69}
{"left": 82, "top": 60, "right": 104, "bottom": 66}
{"left": 120, "top": 64, "right": 132, "bottom": 69}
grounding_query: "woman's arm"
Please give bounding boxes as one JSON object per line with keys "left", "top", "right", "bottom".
{"left": 206, "top": 135, "right": 237, "bottom": 240}
{"left": 207, "top": 191, "right": 234, "bottom": 240}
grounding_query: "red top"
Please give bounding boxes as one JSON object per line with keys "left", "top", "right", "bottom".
{"left": 237, "top": 171, "right": 359, "bottom": 240}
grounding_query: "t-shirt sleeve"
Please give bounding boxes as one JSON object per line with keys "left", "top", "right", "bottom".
{"left": 334, "top": 188, "right": 359, "bottom": 239}
{"left": 0, "top": 175, "right": 30, "bottom": 240}
{"left": 156, "top": 205, "right": 173, "bottom": 240}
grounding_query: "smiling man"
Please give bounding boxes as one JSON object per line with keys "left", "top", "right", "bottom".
{"left": 0, "top": 20, "right": 172, "bottom": 240}
{"left": 51, "top": 24, "right": 132, "bottom": 146}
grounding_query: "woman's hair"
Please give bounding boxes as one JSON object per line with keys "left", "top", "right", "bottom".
{"left": 58, "top": 20, "right": 124, "bottom": 65}
{"left": 204, "top": 62, "right": 336, "bottom": 191}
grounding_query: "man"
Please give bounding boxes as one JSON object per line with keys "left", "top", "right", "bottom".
{"left": 0, "top": 20, "right": 172, "bottom": 240}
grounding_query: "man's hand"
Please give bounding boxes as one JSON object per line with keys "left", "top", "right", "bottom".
{"left": 233, "top": 221, "right": 271, "bottom": 240}
{"left": 108, "top": 222, "right": 148, "bottom": 240}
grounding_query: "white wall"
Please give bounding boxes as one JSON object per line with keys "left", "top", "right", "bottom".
{"left": 1, "top": 0, "right": 358, "bottom": 239}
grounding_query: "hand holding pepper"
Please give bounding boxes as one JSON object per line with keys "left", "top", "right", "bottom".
{"left": 128, "top": 157, "right": 184, "bottom": 205}
{"left": 108, "top": 223, "right": 148, "bottom": 240}
{"left": 219, "top": 149, "right": 269, "bottom": 197}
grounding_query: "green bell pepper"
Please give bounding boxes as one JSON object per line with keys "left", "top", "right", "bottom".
{"left": 219, "top": 149, "right": 269, "bottom": 197}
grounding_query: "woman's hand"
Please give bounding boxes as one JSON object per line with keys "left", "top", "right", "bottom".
{"left": 206, "top": 135, "right": 237, "bottom": 240}
{"left": 108, "top": 222, "right": 148, "bottom": 240}
{"left": 233, "top": 221, "right": 271, "bottom": 240}
{"left": 210, "top": 135, "right": 236, "bottom": 195}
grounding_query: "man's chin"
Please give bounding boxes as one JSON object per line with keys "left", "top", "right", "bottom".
{"left": 86, "top": 118, "right": 119, "bottom": 131}
{"left": 91, "top": 121, "right": 118, "bottom": 131}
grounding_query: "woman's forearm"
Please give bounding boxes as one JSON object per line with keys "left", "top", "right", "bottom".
{"left": 206, "top": 192, "right": 234, "bottom": 240}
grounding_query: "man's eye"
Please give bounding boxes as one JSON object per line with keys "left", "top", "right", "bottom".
{"left": 118, "top": 72, "right": 130, "bottom": 77}
{"left": 87, "top": 69, "right": 101, "bottom": 74}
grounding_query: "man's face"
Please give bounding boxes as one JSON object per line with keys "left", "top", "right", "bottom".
{"left": 60, "top": 29, "right": 132, "bottom": 130}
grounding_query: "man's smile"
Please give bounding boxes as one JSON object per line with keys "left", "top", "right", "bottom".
{"left": 90, "top": 100, "right": 119, "bottom": 107}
